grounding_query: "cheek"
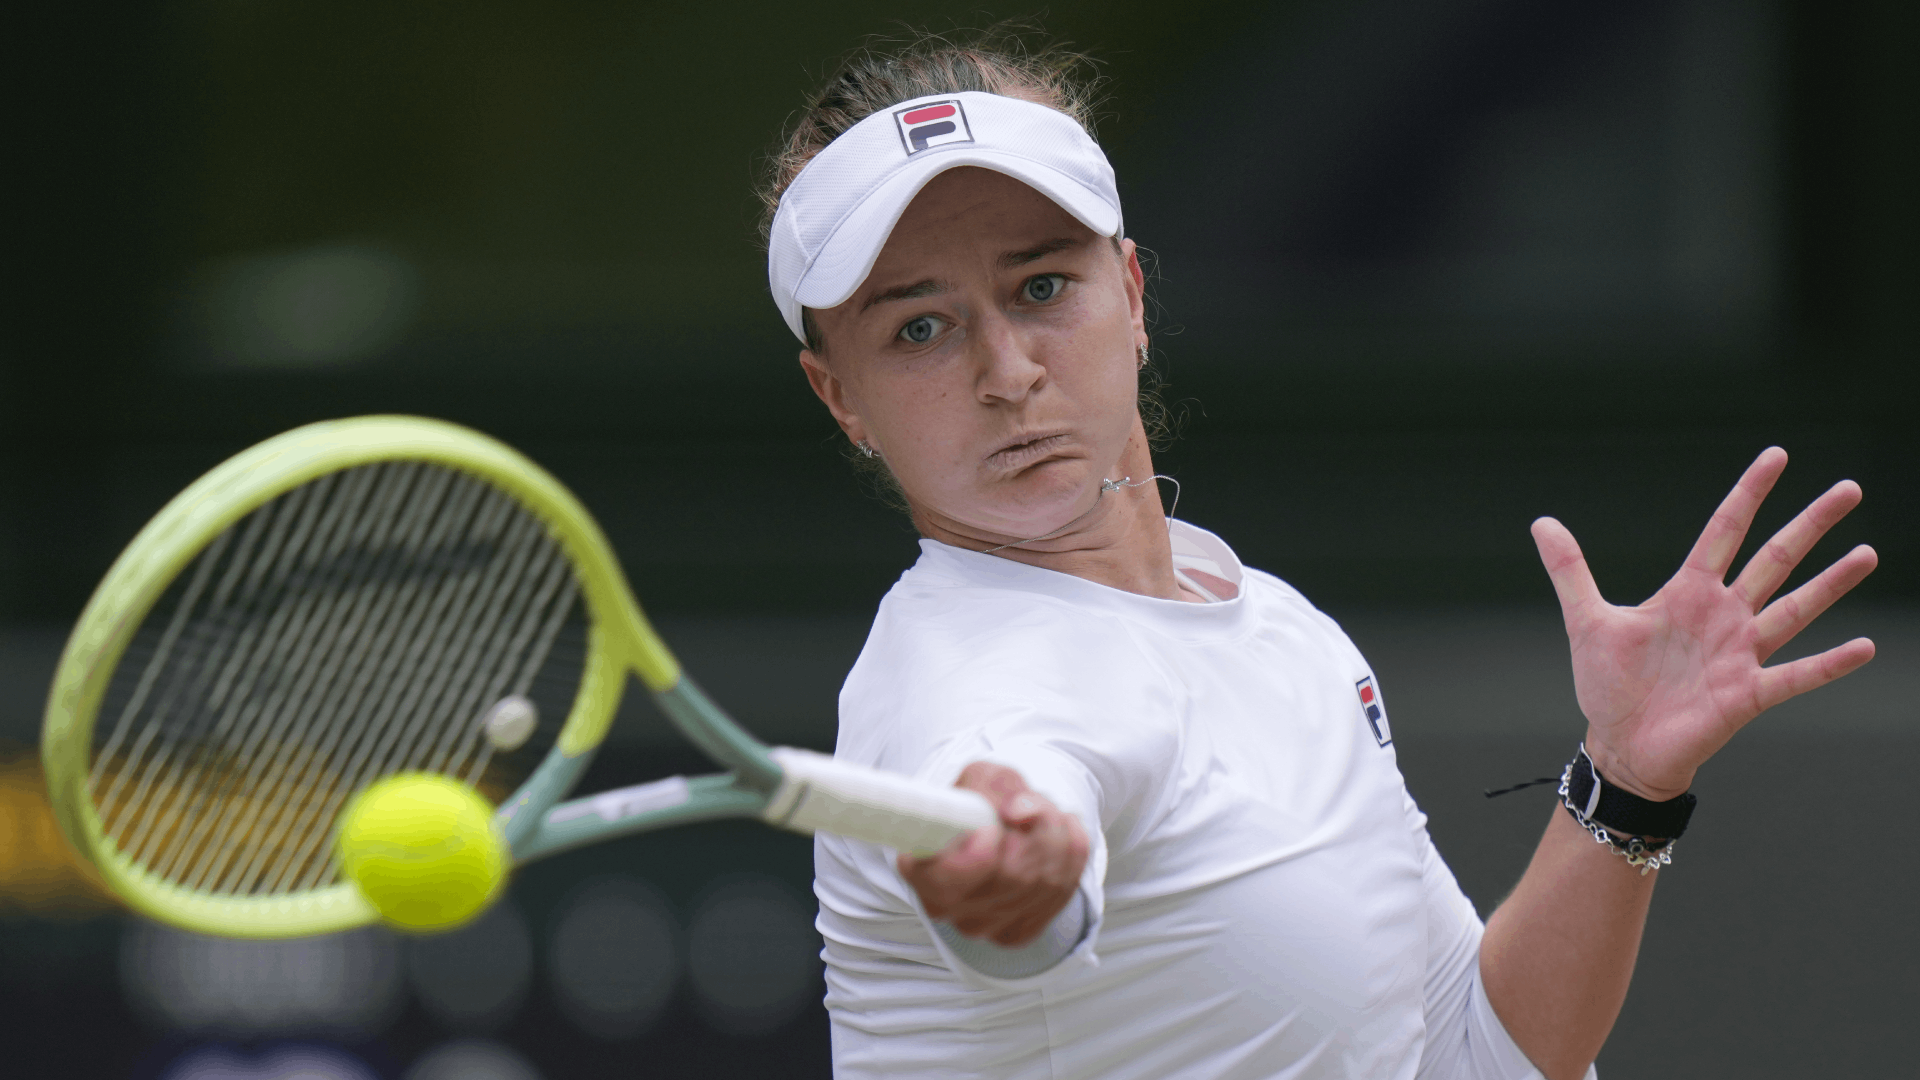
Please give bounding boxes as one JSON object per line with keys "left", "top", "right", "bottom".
{"left": 1047, "top": 297, "right": 1139, "bottom": 416}
{"left": 1096, "top": 367, "right": 1143, "bottom": 443}
{"left": 857, "top": 371, "right": 975, "bottom": 472}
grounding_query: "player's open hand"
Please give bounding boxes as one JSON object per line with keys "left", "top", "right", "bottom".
{"left": 898, "top": 761, "right": 1089, "bottom": 947}
{"left": 1532, "top": 447, "right": 1877, "bottom": 801}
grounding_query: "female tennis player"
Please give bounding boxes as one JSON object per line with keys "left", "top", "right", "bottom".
{"left": 759, "top": 32, "right": 1877, "bottom": 1080}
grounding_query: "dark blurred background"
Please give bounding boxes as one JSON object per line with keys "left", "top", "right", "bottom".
{"left": 2, "top": 1, "right": 1914, "bottom": 1077}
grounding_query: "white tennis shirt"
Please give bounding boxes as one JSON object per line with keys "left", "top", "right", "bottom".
{"left": 816, "top": 521, "right": 1578, "bottom": 1080}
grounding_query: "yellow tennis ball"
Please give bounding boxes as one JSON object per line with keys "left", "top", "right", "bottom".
{"left": 337, "top": 773, "right": 508, "bottom": 932}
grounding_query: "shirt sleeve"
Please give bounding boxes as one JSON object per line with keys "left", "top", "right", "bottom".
{"left": 930, "top": 887, "right": 1090, "bottom": 978}
{"left": 1410, "top": 795, "right": 1599, "bottom": 1080}
{"left": 825, "top": 597, "right": 1181, "bottom": 994}
{"left": 906, "top": 732, "right": 1113, "bottom": 992}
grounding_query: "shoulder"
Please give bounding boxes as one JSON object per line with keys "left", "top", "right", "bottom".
{"left": 860, "top": 563, "right": 1157, "bottom": 684}
{"left": 1240, "top": 565, "right": 1362, "bottom": 646}
{"left": 837, "top": 572, "right": 1178, "bottom": 771}
{"left": 1239, "top": 563, "right": 1313, "bottom": 610}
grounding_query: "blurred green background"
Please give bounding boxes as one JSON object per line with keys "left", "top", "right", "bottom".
{"left": 2, "top": 1, "right": 1915, "bottom": 1078}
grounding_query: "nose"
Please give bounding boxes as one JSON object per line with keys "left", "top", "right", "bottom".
{"left": 972, "top": 315, "right": 1046, "bottom": 405}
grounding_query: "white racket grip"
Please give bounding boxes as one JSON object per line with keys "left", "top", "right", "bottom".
{"left": 763, "top": 747, "right": 997, "bottom": 856}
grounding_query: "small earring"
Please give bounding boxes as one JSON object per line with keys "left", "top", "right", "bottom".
{"left": 856, "top": 439, "right": 877, "bottom": 459}
{"left": 1137, "top": 343, "right": 1150, "bottom": 369}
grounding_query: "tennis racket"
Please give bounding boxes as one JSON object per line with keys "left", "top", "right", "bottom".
{"left": 41, "top": 415, "right": 993, "bottom": 939}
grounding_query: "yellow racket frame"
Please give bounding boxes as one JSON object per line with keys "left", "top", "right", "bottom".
{"left": 43, "top": 416, "right": 706, "bottom": 936}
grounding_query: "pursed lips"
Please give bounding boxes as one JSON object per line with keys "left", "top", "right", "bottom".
{"left": 984, "top": 431, "right": 1074, "bottom": 473}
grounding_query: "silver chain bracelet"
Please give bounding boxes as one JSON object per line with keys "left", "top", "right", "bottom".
{"left": 1558, "top": 761, "right": 1676, "bottom": 876}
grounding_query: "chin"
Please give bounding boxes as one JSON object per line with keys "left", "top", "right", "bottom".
{"left": 978, "top": 459, "right": 1097, "bottom": 534}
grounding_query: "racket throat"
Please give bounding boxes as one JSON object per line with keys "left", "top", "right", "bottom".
{"left": 651, "top": 676, "right": 783, "bottom": 792}
{"left": 496, "top": 743, "right": 597, "bottom": 853}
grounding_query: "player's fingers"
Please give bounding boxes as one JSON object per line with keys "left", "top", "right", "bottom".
{"left": 1030, "top": 805, "right": 1088, "bottom": 883}
{"left": 945, "top": 868, "right": 1076, "bottom": 944}
{"left": 1732, "top": 480, "right": 1863, "bottom": 610}
{"left": 1531, "top": 517, "right": 1603, "bottom": 620}
{"left": 959, "top": 862, "right": 1075, "bottom": 943}
{"left": 1683, "top": 448, "right": 1788, "bottom": 580}
{"left": 1057, "top": 810, "right": 1090, "bottom": 875}
{"left": 1002, "top": 791, "right": 1047, "bottom": 827}
{"left": 944, "top": 904, "right": 1000, "bottom": 938}
{"left": 956, "top": 761, "right": 1037, "bottom": 822}
{"left": 1753, "top": 637, "right": 1875, "bottom": 714}
{"left": 899, "top": 822, "right": 1003, "bottom": 899}
{"left": 908, "top": 792, "right": 1085, "bottom": 939}
{"left": 999, "top": 811, "right": 1082, "bottom": 896}
{"left": 956, "top": 761, "right": 1059, "bottom": 829}
{"left": 990, "top": 894, "right": 1073, "bottom": 947}
{"left": 959, "top": 904, "right": 1056, "bottom": 944}
{"left": 898, "top": 854, "right": 961, "bottom": 919}
{"left": 952, "top": 816, "right": 1079, "bottom": 929}
{"left": 991, "top": 922, "right": 1043, "bottom": 947}
{"left": 1752, "top": 545, "right": 1878, "bottom": 660}
{"left": 906, "top": 874, "right": 991, "bottom": 923}
{"left": 944, "top": 877, "right": 1050, "bottom": 937}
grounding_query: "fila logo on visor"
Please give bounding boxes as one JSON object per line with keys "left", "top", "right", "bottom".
{"left": 1355, "top": 676, "right": 1391, "bottom": 747}
{"left": 893, "top": 99, "right": 974, "bottom": 155}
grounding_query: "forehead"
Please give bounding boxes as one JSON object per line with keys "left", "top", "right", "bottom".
{"left": 871, "top": 167, "right": 1093, "bottom": 270}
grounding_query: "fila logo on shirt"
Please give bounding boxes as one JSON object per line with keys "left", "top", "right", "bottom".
{"left": 1355, "top": 675, "right": 1391, "bottom": 747}
{"left": 893, "top": 99, "right": 974, "bottom": 155}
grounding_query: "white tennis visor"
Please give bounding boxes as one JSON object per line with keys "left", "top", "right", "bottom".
{"left": 767, "top": 91, "right": 1125, "bottom": 344}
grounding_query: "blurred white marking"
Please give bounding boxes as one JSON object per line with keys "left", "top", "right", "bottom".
{"left": 547, "top": 776, "right": 691, "bottom": 825}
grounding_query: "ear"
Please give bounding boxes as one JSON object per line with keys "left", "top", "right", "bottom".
{"left": 1119, "top": 238, "right": 1147, "bottom": 342}
{"left": 799, "top": 348, "right": 868, "bottom": 446}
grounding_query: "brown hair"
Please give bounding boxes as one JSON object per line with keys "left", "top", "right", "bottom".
{"left": 760, "top": 27, "right": 1179, "bottom": 507}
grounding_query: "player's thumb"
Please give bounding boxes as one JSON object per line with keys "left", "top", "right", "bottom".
{"left": 1529, "top": 516, "right": 1601, "bottom": 615}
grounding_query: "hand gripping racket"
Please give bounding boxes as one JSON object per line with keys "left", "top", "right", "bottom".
{"left": 41, "top": 416, "right": 993, "bottom": 938}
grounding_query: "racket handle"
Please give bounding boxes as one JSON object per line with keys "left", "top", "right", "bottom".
{"left": 763, "top": 748, "right": 997, "bottom": 856}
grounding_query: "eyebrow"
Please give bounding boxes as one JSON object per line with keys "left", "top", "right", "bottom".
{"left": 856, "top": 238, "right": 1086, "bottom": 313}
{"left": 861, "top": 278, "right": 950, "bottom": 313}
{"left": 998, "top": 237, "right": 1083, "bottom": 270}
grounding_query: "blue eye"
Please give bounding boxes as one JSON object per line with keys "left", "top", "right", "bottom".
{"left": 1023, "top": 274, "right": 1065, "bottom": 302}
{"left": 898, "top": 314, "right": 944, "bottom": 344}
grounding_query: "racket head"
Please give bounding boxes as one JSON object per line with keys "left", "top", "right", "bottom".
{"left": 40, "top": 416, "right": 680, "bottom": 937}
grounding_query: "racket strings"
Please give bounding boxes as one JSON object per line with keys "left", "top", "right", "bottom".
{"left": 165, "top": 467, "right": 423, "bottom": 889}
{"left": 456, "top": 554, "right": 580, "bottom": 791}
{"left": 91, "top": 477, "right": 309, "bottom": 823}
{"left": 201, "top": 465, "right": 488, "bottom": 896}
{"left": 269, "top": 492, "right": 576, "bottom": 896}
{"left": 88, "top": 461, "right": 587, "bottom": 896}
{"left": 160, "top": 465, "right": 438, "bottom": 892}
{"left": 203, "top": 468, "right": 536, "bottom": 894}
{"left": 103, "top": 475, "right": 345, "bottom": 871}
{"left": 210, "top": 470, "right": 506, "bottom": 894}
{"left": 114, "top": 465, "right": 436, "bottom": 891}
{"left": 127, "top": 465, "right": 569, "bottom": 894}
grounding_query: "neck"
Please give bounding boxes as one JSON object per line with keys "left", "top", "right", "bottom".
{"left": 912, "top": 431, "right": 1202, "bottom": 603}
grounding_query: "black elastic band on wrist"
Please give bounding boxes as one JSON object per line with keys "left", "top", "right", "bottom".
{"left": 1564, "top": 744, "right": 1695, "bottom": 840}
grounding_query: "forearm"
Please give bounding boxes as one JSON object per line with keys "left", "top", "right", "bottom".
{"left": 1480, "top": 807, "right": 1657, "bottom": 1080}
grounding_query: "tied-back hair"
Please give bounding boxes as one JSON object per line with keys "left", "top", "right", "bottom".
{"left": 759, "top": 25, "right": 1179, "bottom": 509}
